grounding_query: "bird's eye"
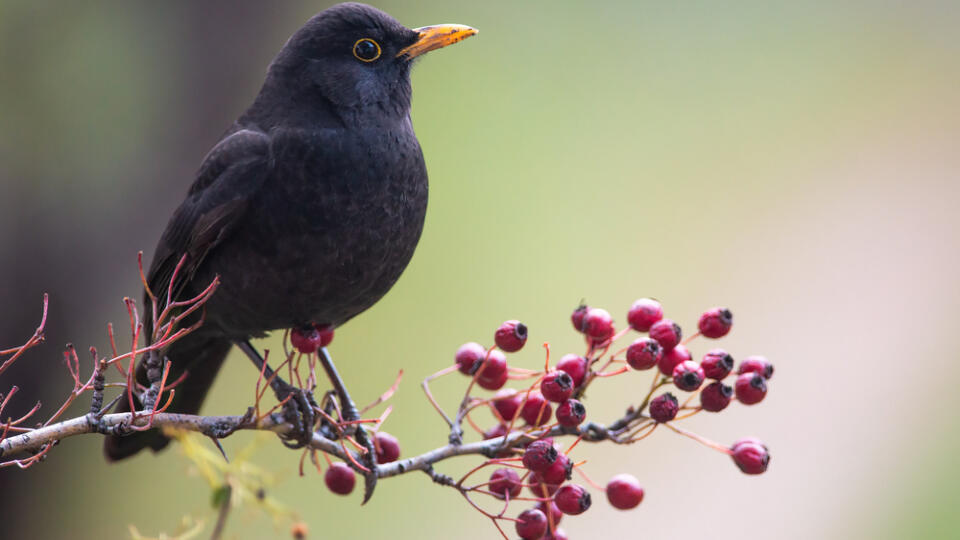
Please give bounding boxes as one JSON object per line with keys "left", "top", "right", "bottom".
{"left": 353, "top": 38, "right": 381, "bottom": 62}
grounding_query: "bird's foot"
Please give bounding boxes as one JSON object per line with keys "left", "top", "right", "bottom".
{"left": 276, "top": 385, "right": 318, "bottom": 449}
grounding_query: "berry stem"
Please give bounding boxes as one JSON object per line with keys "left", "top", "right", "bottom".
{"left": 662, "top": 422, "right": 731, "bottom": 454}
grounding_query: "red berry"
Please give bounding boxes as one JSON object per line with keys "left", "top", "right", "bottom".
{"left": 522, "top": 439, "right": 559, "bottom": 472}
{"left": 554, "top": 484, "right": 592, "bottom": 515}
{"left": 316, "top": 324, "right": 334, "bottom": 347}
{"left": 521, "top": 391, "right": 553, "bottom": 426}
{"left": 538, "top": 453, "right": 572, "bottom": 487}
{"left": 544, "top": 528, "right": 569, "bottom": 540}
{"left": 626, "top": 337, "right": 662, "bottom": 371}
{"left": 627, "top": 298, "right": 663, "bottom": 332}
{"left": 530, "top": 476, "right": 562, "bottom": 497}
{"left": 492, "top": 389, "right": 522, "bottom": 422}
{"left": 536, "top": 500, "right": 564, "bottom": 527}
{"left": 699, "top": 381, "right": 733, "bottom": 412}
{"left": 730, "top": 438, "right": 770, "bottom": 475}
{"left": 649, "top": 392, "right": 679, "bottom": 423}
{"left": 734, "top": 372, "right": 767, "bottom": 405}
{"left": 556, "top": 354, "right": 588, "bottom": 388}
{"left": 476, "top": 350, "right": 508, "bottom": 390}
{"left": 606, "top": 473, "right": 644, "bottom": 510}
{"left": 455, "top": 342, "right": 486, "bottom": 375}
{"left": 698, "top": 307, "right": 733, "bottom": 338}
{"left": 374, "top": 431, "right": 400, "bottom": 463}
{"left": 555, "top": 399, "right": 586, "bottom": 427}
{"left": 672, "top": 360, "right": 705, "bottom": 392}
{"left": 483, "top": 423, "right": 509, "bottom": 440}
{"left": 324, "top": 462, "right": 356, "bottom": 495}
{"left": 495, "top": 319, "right": 528, "bottom": 352}
{"left": 582, "top": 307, "right": 615, "bottom": 342}
{"left": 290, "top": 325, "right": 324, "bottom": 354}
{"left": 649, "top": 319, "right": 682, "bottom": 351}
{"left": 516, "top": 509, "right": 548, "bottom": 540}
{"left": 541, "top": 371, "right": 575, "bottom": 403}
{"left": 659, "top": 344, "right": 691, "bottom": 376}
{"left": 702, "top": 349, "right": 734, "bottom": 380}
{"left": 490, "top": 468, "right": 522, "bottom": 499}
{"left": 571, "top": 303, "right": 589, "bottom": 333}
{"left": 738, "top": 355, "right": 774, "bottom": 379}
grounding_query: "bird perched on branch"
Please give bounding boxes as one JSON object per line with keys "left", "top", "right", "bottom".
{"left": 105, "top": 2, "right": 477, "bottom": 460}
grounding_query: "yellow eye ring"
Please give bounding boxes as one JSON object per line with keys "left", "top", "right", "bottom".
{"left": 353, "top": 38, "right": 382, "bottom": 62}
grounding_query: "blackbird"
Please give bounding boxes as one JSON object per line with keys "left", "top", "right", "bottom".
{"left": 104, "top": 3, "right": 476, "bottom": 460}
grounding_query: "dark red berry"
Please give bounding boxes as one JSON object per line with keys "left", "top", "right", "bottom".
{"left": 582, "top": 307, "right": 615, "bottom": 342}
{"left": 731, "top": 437, "right": 766, "bottom": 451}
{"left": 730, "top": 438, "right": 770, "bottom": 474}
{"left": 571, "top": 304, "right": 589, "bottom": 333}
{"left": 476, "top": 350, "right": 508, "bottom": 390}
{"left": 649, "top": 319, "right": 682, "bottom": 351}
{"left": 290, "top": 325, "right": 324, "bottom": 354}
{"left": 316, "top": 324, "right": 334, "bottom": 347}
{"left": 516, "top": 509, "right": 548, "bottom": 540}
{"left": 492, "top": 389, "right": 522, "bottom": 422}
{"left": 627, "top": 298, "right": 663, "bottom": 332}
{"left": 699, "top": 381, "right": 733, "bottom": 412}
{"left": 544, "top": 528, "right": 569, "bottom": 540}
{"left": 374, "top": 431, "right": 400, "bottom": 463}
{"left": 556, "top": 354, "right": 588, "bottom": 388}
{"left": 606, "top": 473, "right": 644, "bottom": 510}
{"left": 522, "top": 440, "right": 559, "bottom": 472}
{"left": 554, "top": 484, "right": 592, "bottom": 515}
{"left": 555, "top": 399, "right": 586, "bottom": 427}
{"left": 324, "top": 462, "right": 356, "bottom": 495}
{"left": 702, "top": 349, "right": 734, "bottom": 380}
{"left": 649, "top": 392, "right": 679, "bottom": 423}
{"left": 490, "top": 468, "right": 522, "bottom": 499}
{"left": 541, "top": 371, "right": 574, "bottom": 403}
{"left": 530, "top": 475, "right": 562, "bottom": 497}
{"left": 672, "top": 360, "right": 705, "bottom": 392}
{"left": 698, "top": 307, "right": 733, "bottom": 338}
{"left": 539, "top": 454, "right": 572, "bottom": 487}
{"left": 483, "top": 423, "right": 509, "bottom": 440}
{"left": 536, "top": 500, "right": 564, "bottom": 527}
{"left": 659, "top": 344, "right": 691, "bottom": 376}
{"left": 734, "top": 372, "right": 767, "bottom": 405}
{"left": 626, "top": 337, "right": 662, "bottom": 371}
{"left": 738, "top": 355, "right": 774, "bottom": 379}
{"left": 495, "top": 319, "right": 528, "bottom": 352}
{"left": 521, "top": 391, "right": 553, "bottom": 426}
{"left": 455, "top": 342, "right": 486, "bottom": 375}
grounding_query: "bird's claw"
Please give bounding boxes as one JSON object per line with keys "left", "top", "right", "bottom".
{"left": 277, "top": 386, "right": 317, "bottom": 449}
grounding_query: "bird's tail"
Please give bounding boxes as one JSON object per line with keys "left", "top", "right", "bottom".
{"left": 103, "top": 332, "right": 231, "bottom": 461}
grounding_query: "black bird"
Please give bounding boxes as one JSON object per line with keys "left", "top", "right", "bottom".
{"left": 104, "top": 3, "right": 476, "bottom": 460}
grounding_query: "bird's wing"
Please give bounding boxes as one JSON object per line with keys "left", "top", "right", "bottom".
{"left": 146, "top": 128, "right": 271, "bottom": 317}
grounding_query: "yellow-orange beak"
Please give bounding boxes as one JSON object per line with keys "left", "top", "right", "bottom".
{"left": 396, "top": 24, "right": 478, "bottom": 59}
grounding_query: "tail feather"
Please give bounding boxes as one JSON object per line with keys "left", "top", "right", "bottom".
{"left": 104, "top": 333, "right": 231, "bottom": 461}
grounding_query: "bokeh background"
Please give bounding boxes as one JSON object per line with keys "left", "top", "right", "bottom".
{"left": 2, "top": 1, "right": 959, "bottom": 538}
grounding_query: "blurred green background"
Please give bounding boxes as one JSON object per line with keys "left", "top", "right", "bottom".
{"left": 2, "top": 1, "right": 959, "bottom": 538}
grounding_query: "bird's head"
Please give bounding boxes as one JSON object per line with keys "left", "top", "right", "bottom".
{"left": 261, "top": 3, "right": 476, "bottom": 125}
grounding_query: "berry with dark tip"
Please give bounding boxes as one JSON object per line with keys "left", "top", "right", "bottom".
{"left": 455, "top": 342, "right": 486, "bottom": 375}
{"left": 495, "top": 319, "right": 528, "bottom": 352}
{"left": 476, "top": 350, "right": 508, "bottom": 390}
{"left": 571, "top": 304, "right": 589, "bottom": 333}
{"left": 730, "top": 438, "right": 770, "bottom": 475}
{"left": 698, "top": 307, "right": 733, "bottom": 338}
{"left": 554, "top": 484, "right": 592, "bottom": 515}
{"left": 672, "top": 360, "right": 705, "bottom": 392}
{"left": 734, "top": 372, "right": 767, "bottom": 405}
{"left": 536, "top": 500, "right": 564, "bottom": 527}
{"left": 489, "top": 468, "right": 522, "bottom": 499}
{"left": 699, "top": 381, "right": 733, "bottom": 412}
{"left": 291, "top": 325, "right": 326, "bottom": 354}
{"left": 606, "top": 473, "right": 644, "bottom": 510}
{"left": 492, "top": 389, "right": 522, "bottom": 422}
{"left": 556, "top": 354, "right": 588, "bottom": 387}
{"left": 516, "top": 508, "right": 548, "bottom": 540}
{"left": 626, "top": 337, "right": 662, "bottom": 371}
{"left": 555, "top": 399, "right": 586, "bottom": 427}
{"left": 324, "top": 462, "right": 356, "bottom": 495}
{"left": 738, "top": 355, "right": 774, "bottom": 379}
{"left": 541, "top": 371, "right": 575, "bottom": 403}
{"left": 659, "top": 344, "right": 691, "bottom": 376}
{"left": 582, "top": 307, "right": 615, "bottom": 342}
{"left": 374, "top": 431, "right": 400, "bottom": 463}
{"left": 649, "top": 319, "right": 682, "bottom": 351}
{"left": 702, "top": 349, "right": 734, "bottom": 380}
{"left": 521, "top": 391, "right": 553, "bottom": 426}
{"left": 627, "top": 298, "right": 663, "bottom": 332}
{"left": 522, "top": 439, "right": 559, "bottom": 472}
{"left": 649, "top": 392, "right": 679, "bottom": 423}
{"left": 538, "top": 453, "right": 573, "bottom": 487}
